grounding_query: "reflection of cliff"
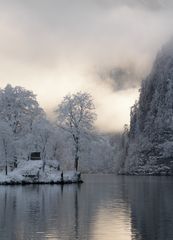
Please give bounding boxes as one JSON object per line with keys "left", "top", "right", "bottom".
{"left": 0, "top": 176, "right": 172, "bottom": 240}
{"left": 122, "top": 176, "right": 173, "bottom": 240}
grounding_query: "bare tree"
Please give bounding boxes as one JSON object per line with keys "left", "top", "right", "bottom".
{"left": 55, "top": 92, "right": 97, "bottom": 171}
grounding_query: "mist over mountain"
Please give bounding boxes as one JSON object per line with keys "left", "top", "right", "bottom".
{"left": 97, "top": 66, "right": 140, "bottom": 91}
{"left": 0, "top": 0, "right": 173, "bottom": 131}
{"left": 120, "top": 39, "right": 173, "bottom": 175}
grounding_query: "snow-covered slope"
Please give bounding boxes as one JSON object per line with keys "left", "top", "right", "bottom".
{"left": 120, "top": 40, "right": 173, "bottom": 175}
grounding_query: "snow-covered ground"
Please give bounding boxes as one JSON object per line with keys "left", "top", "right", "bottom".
{"left": 0, "top": 160, "right": 82, "bottom": 185}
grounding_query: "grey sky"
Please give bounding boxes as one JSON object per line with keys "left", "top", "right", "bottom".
{"left": 0, "top": 0, "right": 173, "bottom": 131}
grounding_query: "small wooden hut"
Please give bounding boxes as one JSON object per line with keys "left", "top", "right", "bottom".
{"left": 30, "top": 152, "right": 41, "bottom": 160}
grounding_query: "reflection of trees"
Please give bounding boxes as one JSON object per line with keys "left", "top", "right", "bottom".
{"left": 0, "top": 176, "right": 128, "bottom": 240}
{"left": 0, "top": 176, "right": 173, "bottom": 240}
{"left": 74, "top": 185, "right": 79, "bottom": 239}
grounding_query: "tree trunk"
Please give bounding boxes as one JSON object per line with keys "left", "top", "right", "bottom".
{"left": 42, "top": 147, "right": 46, "bottom": 172}
{"left": 74, "top": 155, "right": 79, "bottom": 171}
{"left": 5, "top": 164, "right": 7, "bottom": 175}
{"left": 74, "top": 137, "right": 79, "bottom": 171}
{"left": 43, "top": 160, "right": 45, "bottom": 172}
{"left": 4, "top": 141, "right": 8, "bottom": 175}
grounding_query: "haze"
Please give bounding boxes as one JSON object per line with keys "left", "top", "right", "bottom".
{"left": 0, "top": 0, "right": 173, "bottom": 132}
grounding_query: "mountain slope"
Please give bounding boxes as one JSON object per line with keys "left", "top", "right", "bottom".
{"left": 121, "top": 40, "right": 173, "bottom": 175}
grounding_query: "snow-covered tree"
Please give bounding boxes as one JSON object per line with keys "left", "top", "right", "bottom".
{"left": 32, "top": 119, "right": 54, "bottom": 171}
{"left": 46, "top": 130, "right": 67, "bottom": 161}
{"left": 55, "top": 92, "right": 97, "bottom": 171}
{"left": 0, "top": 121, "right": 14, "bottom": 175}
{"left": 79, "top": 133, "right": 115, "bottom": 173}
{"left": 120, "top": 39, "right": 173, "bottom": 175}
{"left": 0, "top": 84, "right": 44, "bottom": 136}
{"left": 0, "top": 84, "right": 115, "bottom": 174}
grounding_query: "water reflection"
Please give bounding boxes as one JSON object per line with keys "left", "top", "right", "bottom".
{"left": 0, "top": 175, "right": 173, "bottom": 240}
{"left": 123, "top": 176, "right": 173, "bottom": 240}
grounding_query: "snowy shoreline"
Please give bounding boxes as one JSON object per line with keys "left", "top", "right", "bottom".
{"left": 0, "top": 171, "right": 83, "bottom": 185}
{"left": 0, "top": 180, "right": 83, "bottom": 185}
{"left": 0, "top": 160, "right": 83, "bottom": 185}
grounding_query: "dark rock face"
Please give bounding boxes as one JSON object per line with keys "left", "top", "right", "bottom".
{"left": 121, "top": 40, "right": 173, "bottom": 175}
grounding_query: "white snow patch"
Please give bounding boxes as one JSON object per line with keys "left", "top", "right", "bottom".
{"left": 0, "top": 160, "right": 81, "bottom": 184}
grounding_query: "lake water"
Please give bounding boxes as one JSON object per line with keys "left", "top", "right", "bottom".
{"left": 0, "top": 175, "right": 173, "bottom": 240}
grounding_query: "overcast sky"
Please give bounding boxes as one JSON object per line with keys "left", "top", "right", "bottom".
{"left": 0, "top": 0, "right": 173, "bottom": 132}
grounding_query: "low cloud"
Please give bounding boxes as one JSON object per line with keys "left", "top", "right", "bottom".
{"left": 0, "top": 0, "right": 173, "bottom": 131}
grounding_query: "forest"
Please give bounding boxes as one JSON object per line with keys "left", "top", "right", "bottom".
{"left": 0, "top": 84, "right": 116, "bottom": 178}
{"left": 119, "top": 40, "right": 173, "bottom": 175}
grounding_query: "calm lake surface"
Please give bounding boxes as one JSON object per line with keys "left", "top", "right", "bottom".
{"left": 0, "top": 175, "right": 173, "bottom": 240}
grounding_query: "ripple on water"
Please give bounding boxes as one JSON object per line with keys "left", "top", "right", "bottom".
{"left": 0, "top": 175, "right": 173, "bottom": 240}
